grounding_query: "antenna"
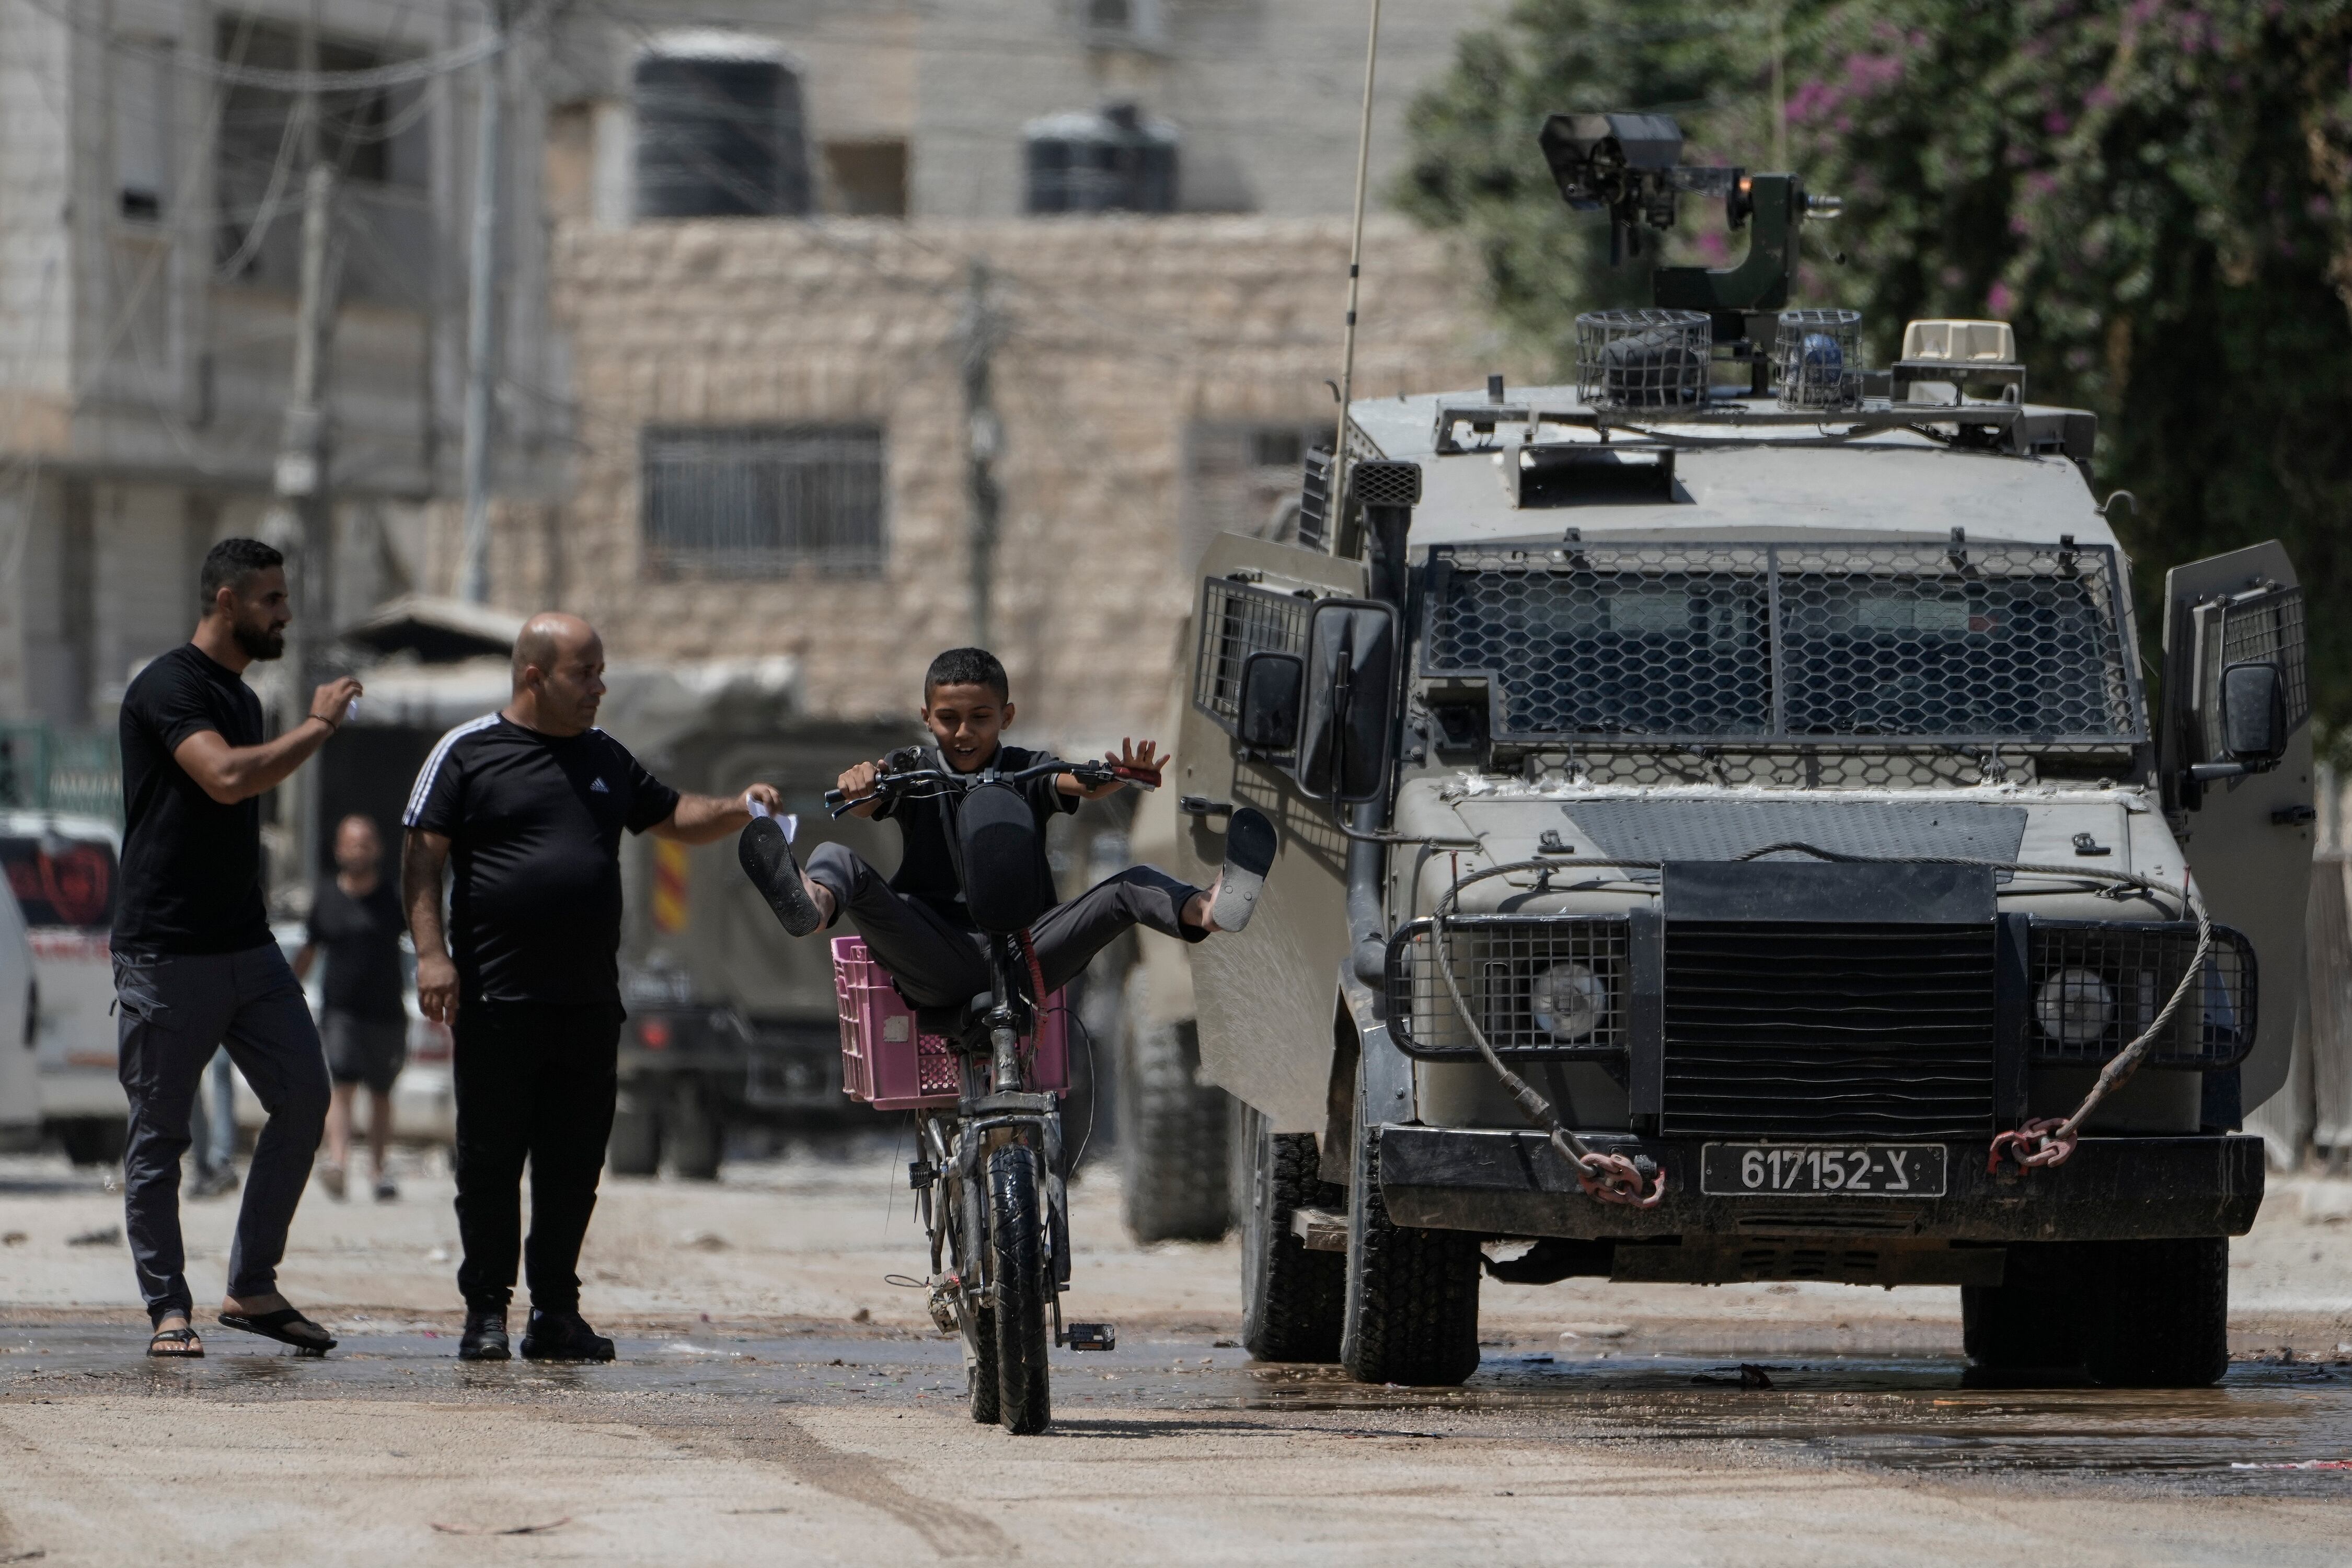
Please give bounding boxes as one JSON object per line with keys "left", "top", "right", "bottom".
{"left": 1329, "top": 0, "right": 1382, "bottom": 543}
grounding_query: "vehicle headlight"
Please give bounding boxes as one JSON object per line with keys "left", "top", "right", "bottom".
{"left": 1530, "top": 961, "right": 1606, "bottom": 1041}
{"left": 2035, "top": 967, "right": 2115, "bottom": 1044}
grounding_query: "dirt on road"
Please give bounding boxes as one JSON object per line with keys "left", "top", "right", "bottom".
{"left": 3, "top": 1143, "right": 2349, "bottom": 1566}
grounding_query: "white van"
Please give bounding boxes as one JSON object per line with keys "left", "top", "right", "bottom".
{"left": 0, "top": 869, "right": 38, "bottom": 1151}
{"left": 0, "top": 811, "right": 125, "bottom": 1163}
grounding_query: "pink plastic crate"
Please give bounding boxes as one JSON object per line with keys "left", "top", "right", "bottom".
{"left": 832, "top": 936, "right": 1069, "bottom": 1111}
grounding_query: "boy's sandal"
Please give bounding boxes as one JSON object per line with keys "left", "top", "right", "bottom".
{"left": 739, "top": 816, "right": 824, "bottom": 936}
{"left": 147, "top": 1326, "right": 204, "bottom": 1358}
{"left": 217, "top": 1307, "right": 337, "bottom": 1356}
{"left": 1207, "top": 806, "right": 1279, "bottom": 933}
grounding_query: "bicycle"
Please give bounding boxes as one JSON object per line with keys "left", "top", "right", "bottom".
{"left": 815, "top": 754, "right": 1152, "bottom": 1434}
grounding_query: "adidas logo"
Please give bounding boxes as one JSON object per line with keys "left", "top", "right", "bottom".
{"left": 590, "top": 778, "right": 610, "bottom": 794}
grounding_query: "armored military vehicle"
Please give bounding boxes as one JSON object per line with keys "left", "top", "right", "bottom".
{"left": 1163, "top": 113, "right": 2308, "bottom": 1387}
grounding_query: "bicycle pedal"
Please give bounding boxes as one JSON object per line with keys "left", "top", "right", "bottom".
{"left": 1064, "top": 1322, "right": 1116, "bottom": 1352}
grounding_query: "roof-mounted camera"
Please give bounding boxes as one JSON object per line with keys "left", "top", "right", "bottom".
{"left": 1537, "top": 111, "right": 1840, "bottom": 332}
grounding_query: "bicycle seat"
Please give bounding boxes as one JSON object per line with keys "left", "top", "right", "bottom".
{"left": 916, "top": 993, "right": 995, "bottom": 1044}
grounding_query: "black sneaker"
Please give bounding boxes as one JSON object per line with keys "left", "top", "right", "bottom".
{"left": 520, "top": 1308, "right": 615, "bottom": 1363}
{"left": 1207, "top": 806, "right": 1279, "bottom": 932}
{"left": 458, "top": 1308, "right": 510, "bottom": 1362}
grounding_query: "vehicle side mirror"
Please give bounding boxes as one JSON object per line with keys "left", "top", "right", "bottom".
{"left": 1297, "top": 599, "right": 1398, "bottom": 804}
{"left": 2188, "top": 661, "right": 2288, "bottom": 783}
{"left": 1237, "top": 651, "right": 1303, "bottom": 755}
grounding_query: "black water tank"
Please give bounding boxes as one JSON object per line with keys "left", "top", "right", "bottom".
{"left": 634, "top": 49, "right": 809, "bottom": 218}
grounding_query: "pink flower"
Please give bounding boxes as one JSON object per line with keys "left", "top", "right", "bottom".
{"left": 1988, "top": 282, "right": 2016, "bottom": 316}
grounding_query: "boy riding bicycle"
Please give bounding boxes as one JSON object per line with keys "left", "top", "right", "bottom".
{"left": 741, "top": 647, "right": 1274, "bottom": 1008}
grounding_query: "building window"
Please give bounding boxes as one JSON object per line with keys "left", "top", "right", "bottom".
{"left": 213, "top": 17, "right": 429, "bottom": 303}
{"left": 1024, "top": 104, "right": 1178, "bottom": 214}
{"left": 641, "top": 425, "right": 886, "bottom": 577}
{"left": 822, "top": 140, "right": 907, "bottom": 217}
{"left": 633, "top": 34, "right": 810, "bottom": 219}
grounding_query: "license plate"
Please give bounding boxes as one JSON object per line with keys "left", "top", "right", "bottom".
{"left": 1700, "top": 1142, "right": 1947, "bottom": 1198}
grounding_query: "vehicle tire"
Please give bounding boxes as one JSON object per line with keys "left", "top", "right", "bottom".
{"left": 1117, "top": 996, "right": 1232, "bottom": 1243}
{"left": 607, "top": 1082, "right": 662, "bottom": 1177}
{"left": 988, "top": 1143, "right": 1053, "bottom": 1434}
{"left": 1236, "top": 1103, "right": 1344, "bottom": 1363}
{"left": 2078, "top": 1237, "right": 2230, "bottom": 1389}
{"left": 966, "top": 1303, "right": 1001, "bottom": 1425}
{"left": 57, "top": 1118, "right": 125, "bottom": 1168}
{"left": 663, "top": 1077, "right": 722, "bottom": 1182}
{"left": 1962, "top": 1241, "right": 2086, "bottom": 1373}
{"left": 1339, "top": 1077, "right": 1481, "bottom": 1388}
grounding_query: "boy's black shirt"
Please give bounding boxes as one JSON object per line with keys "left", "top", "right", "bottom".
{"left": 875, "top": 744, "right": 1076, "bottom": 929}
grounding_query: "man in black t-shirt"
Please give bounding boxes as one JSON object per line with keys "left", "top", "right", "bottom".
{"left": 741, "top": 647, "right": 1274, "bottom": 1010}
{"left": 402, "top": 612, "right": 778, "bottom": 1364}
{"left": 114, "top": 537, "right": 362, "bottom": 1359}
{"left": 294, "top": 814, "right": 408, "bottom": 1203}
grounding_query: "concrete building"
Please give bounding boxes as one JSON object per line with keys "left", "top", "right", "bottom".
{"left": 0, "top": 0, "right": 563, "bottom": 741}
{"left": 0, "top": 0, "right": 1513, "bottom": 783}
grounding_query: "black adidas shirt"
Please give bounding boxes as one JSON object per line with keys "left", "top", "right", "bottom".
{"left": 403, "top": 716, "right": 681, "bottom": 1006}
{"left": 875, "top": 744, "right": 1076, "bottom": 929}
{"left": 114, "top": 644, "right": 272, "bottom": 955}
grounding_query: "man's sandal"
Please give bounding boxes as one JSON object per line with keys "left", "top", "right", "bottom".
{"left": 147, "top": 1325, "right": 204, "bottom": 1358}
{"left": 217, "top": 1307, "right": 336, "bottom": 1355}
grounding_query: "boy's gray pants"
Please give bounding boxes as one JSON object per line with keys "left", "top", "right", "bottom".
{"left": 114, "top": 944, "right": 330, "bottom": 1324}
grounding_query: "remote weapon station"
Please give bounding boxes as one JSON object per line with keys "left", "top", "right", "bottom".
{"left": 1163, "top": 112, "right": 2308, "bottom": 1387}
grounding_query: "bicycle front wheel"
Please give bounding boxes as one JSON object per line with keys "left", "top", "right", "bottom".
{"left": 987, "top": 1143, "right": 1052, "bottom": 1434}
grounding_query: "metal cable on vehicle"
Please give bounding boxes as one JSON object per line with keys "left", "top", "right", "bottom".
{"left": 1426, "top": 845, "right": 2212, "bottom": 1200}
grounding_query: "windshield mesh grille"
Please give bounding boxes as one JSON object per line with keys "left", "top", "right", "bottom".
{"left": 1425, "top": 541, "right": 2141, "bottom": 744}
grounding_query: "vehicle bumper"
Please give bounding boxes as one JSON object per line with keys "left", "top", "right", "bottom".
{"left": 1376, "top": 1126, "right": 2265, "bottom": 1243}
{"left": 38, "top": 1068, "right": 125, "bottom": 1121}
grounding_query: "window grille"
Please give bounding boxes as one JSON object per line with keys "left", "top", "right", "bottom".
{"left": 642, "top": 425, "right": 885, "bottom": 577}
{"left": 1193, "top": 578, "right": 1312, "bottom": 731}
{"left": 1425, "top": 540, "right": 2142, "bottom": 745}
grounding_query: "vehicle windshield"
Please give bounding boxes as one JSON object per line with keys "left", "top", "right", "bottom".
{"left": 1, "top": 834, "right": 119, "bottom": 930}
{"left": 1424, "top": 540, "right": 2141, "bottom": 744}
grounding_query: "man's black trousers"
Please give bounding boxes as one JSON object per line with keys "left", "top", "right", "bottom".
{"left": 804, "top": 844, "right": 1205, "bottom": 1009}
{"left": 451, "top": 1000, "right": 619, "bottom": 1315}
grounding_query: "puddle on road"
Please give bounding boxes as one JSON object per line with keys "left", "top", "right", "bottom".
{"left": 5, "top": 1327, "right": 2348, "bottom": 1492}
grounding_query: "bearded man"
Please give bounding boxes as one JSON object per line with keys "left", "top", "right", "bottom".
{"left": 113, "top": 537, "right": 361, "bottom": 1358}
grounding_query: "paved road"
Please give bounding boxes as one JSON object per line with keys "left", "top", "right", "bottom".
{"left": 3, "top": 1145, "right": 2349, "bottom": 1565}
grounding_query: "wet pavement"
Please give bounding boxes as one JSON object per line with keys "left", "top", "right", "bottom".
{"left": 7, "top": 1324, "right": 2350, "bottom": 1495}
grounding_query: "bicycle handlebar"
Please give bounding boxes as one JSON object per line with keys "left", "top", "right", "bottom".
{"left": 821, "top": 757, "right": 1160, "bottom": 816}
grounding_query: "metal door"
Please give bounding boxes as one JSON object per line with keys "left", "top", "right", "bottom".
{"left": 2158, "top": 541, "right": 2314, "bottom": 1112}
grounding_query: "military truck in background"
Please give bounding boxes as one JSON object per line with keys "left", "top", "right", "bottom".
{"left": 1161, "top": 112, "right": 2307, "bottom": 1388}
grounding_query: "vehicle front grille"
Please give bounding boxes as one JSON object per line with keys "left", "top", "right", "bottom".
{"left": 1661, "top": 921, "right": 1997, "bottom": 1139}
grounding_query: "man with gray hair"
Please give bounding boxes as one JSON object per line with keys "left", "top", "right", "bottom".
{"left": 402, "top": 612, "right": 778, "bottom": 1363}
{"left": 114, "top": 537, "right": 361, "bottom": 1358}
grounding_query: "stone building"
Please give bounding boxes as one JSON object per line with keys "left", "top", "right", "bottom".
{"left": 0, "top": 0, "right": 562, "bottom": 738}
{"left": 459, "top": 212, "right": 1499, "bottom": 744}
{"left": 444, "top": 0, "right": 1514, "bottom": 745}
